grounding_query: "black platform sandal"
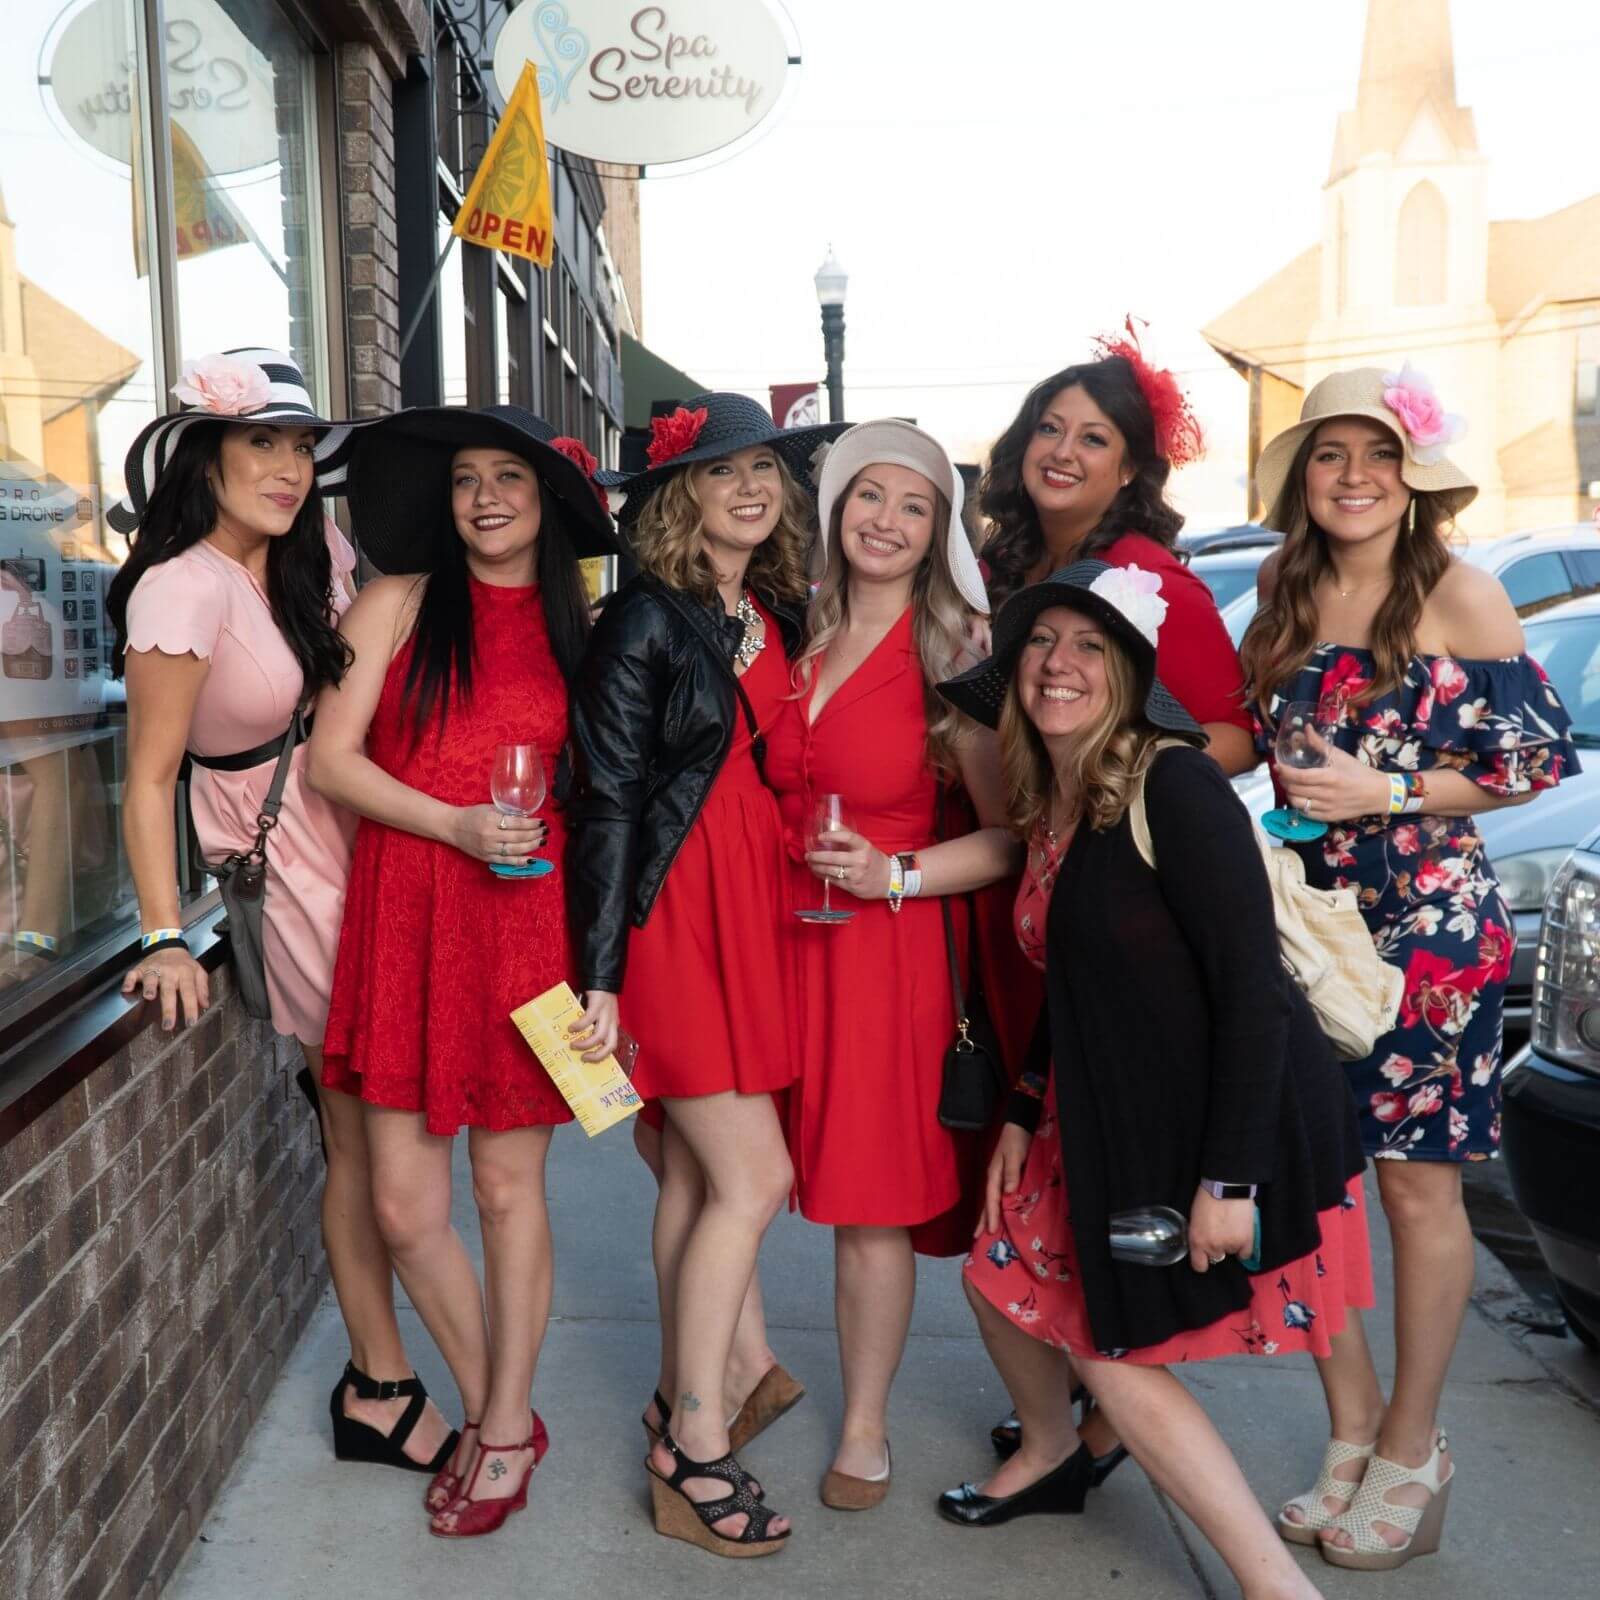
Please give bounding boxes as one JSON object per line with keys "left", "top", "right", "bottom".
{"left": 330, "top": 1361, "right": 458, "bottom": 1475}
{"left": 646, "top": 1432, "right": 790, "bottom": 1559}
{"left": 642, "top": 1388, "right": 672, "bottom": 1445}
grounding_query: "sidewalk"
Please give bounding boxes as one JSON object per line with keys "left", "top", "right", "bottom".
{"left": 167, "top": 1126, "right": 1598, "bottom": 1600}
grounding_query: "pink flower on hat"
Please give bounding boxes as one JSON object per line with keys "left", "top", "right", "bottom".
{"left": 1380, "top": 362, "right": 1465, "bottom": 466}
{"left": 171, "top": 353, "right": 272, "bottom": 416}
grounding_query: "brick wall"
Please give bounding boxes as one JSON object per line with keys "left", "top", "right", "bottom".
{"left": 0, "top": 970, "right": 326, "bottom": 1600}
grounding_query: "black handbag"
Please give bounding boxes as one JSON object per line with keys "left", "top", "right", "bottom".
{"left": 936, "top": 891, "right": 1007, "bottom": 1131}
{"left": 197, "top": 709, "right": 305, "bottom": 1022}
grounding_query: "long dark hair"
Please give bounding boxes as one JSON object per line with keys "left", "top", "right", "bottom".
{"left": 108, "top": 422, "right": 351, "bottom": 692}
{"left": 1239, "top": 428, "right": 1453, "bottom": 710}
{"left": 979, "top": 357, "right": 1185, "bottom": 609}
{"left": 401, "top": 478, "right": 592, "bottom": 738}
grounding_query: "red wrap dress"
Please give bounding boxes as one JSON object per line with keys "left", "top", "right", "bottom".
{"left": 766, "top": 609, "right": 965, "bottom": 1228}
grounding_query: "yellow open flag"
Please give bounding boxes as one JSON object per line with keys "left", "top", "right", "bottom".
{"left": 453, "top": 61, "right": 554, "bottom": 267}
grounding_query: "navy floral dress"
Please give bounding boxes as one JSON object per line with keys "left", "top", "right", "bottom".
{"left": 1257, "top": 647, "right": 1579, "bottom": 1162}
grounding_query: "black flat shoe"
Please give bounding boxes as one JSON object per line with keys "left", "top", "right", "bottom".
{"left": 937, "top": 1443, "right": 1093, "bottom": 1527}
{"left": 992, "top": 1391, "right": 1129, "bottom": 1489}
{"left": 330, "top": 1362, "right": 458, "bottom": 1475}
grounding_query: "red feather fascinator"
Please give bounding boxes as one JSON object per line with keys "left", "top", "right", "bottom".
{"left": 1090, "top": 316, "right": 1204, "bottom": 470}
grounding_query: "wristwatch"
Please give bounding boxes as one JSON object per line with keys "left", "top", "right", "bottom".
{"left": 1200, "top": 1179, "right": 1258, "bottom": 1201}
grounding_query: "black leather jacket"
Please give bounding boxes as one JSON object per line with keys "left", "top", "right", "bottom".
{"left": 567, "top": 573, "right": 804, "bottom": 993}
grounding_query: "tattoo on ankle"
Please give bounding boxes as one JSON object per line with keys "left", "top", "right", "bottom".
{"left": 680, "top": 1391, "right": 702, "bottom": 1413}
{"left": 487, "top": 1457, "right": 507, "bottom": 1480}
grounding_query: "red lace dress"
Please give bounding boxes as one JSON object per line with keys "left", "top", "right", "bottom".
{"left": 322, "top": 577, "right": 574, "bottom": 1133}
{"left": 621, "top": 599, "right": 796, "bottom": 1104}
{"left": 963, "top": 824, "right": 1375, "bottom": 1363}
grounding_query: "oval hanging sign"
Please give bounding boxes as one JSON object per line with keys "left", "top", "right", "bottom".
{"left": 492, "top": 1, "right": 792, "bottom": 167}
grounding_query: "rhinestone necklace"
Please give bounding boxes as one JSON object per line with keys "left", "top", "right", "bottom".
{"left": 734, "top": 590, "right": 765, "bottom": 671}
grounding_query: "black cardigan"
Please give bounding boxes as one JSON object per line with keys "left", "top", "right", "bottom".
{"left": 1008, "top": 744, "right": 1365, "bottom": 1355}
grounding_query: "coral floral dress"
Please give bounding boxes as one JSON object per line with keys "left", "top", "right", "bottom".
{"left": 322, "top": 577, "right": 573, "bottom": 1133}
{"left": 621, "top": 596, "right": 796, "bottom": 1105}
{"left": 1257, "top": 647, "right": 1579, "bottom": 1162}
{"left": 766, "top": 608, "right": 962, "bottom": 1227}
{"left": 963, "top": 824, "right": 1375, "bottom": 1363}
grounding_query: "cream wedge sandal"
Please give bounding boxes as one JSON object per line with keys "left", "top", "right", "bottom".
{"left": 1319, "top": 1429, "right": 1453, "bottom": 1571}
{"left": 1277, "top": 1437, "right": 1376, "bottom": 1546}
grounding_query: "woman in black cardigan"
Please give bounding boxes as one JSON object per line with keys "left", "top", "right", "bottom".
{"left": 934, "top": 561, "right": 1367, "bottom": 1599}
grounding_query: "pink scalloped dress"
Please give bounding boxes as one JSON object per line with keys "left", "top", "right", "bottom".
{"left": 122, "top": 524, "right": 360, "bottom": 1044}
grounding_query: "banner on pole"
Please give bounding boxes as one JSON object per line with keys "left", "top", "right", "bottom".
{"left": 770, "top": 383, "right": 821, "bottom": 428}
{"left": 453, "top": 62, "right": 555, "bottom": 267}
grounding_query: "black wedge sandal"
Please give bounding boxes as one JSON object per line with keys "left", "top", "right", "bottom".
{"left": 641, "top": 1388, "right": 672, "bottom": 1445}
{"left": 646, "top": 1432, "right": 791, "bottom": 1559}
{"left": 990, "top": 1388, "right": 1128, "bottom": 1488}
{"left": 330, "top": 1361, "right": 458, "bottom": 1475}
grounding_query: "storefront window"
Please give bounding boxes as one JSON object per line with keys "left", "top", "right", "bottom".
{"left": 168, "top": 0, "right": 327, "bottom": 395}
{"left": 439, "top": 215, "right": 467, "bottom": 404}
{"left": 1, "top": 0, "right": 158, "bottom": 1019}
{"left": 2, "top": 0, "right": 333, "bottom": 1031}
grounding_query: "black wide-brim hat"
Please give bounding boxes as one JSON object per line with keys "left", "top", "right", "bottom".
{"left": 598, "top": 391, "right": 846, "bottom": 526}
{"left": 108, "top": 346, "right": 374, "bottom": 534}
{"left": 346, "top": 405, "right": 621, "bottom": 574}
{"left": 937, "top": 559, "right": 1207, "bottom": 743}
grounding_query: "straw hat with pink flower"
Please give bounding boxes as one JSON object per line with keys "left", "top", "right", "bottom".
{"left": 109, "top": 347, "right": 374, "bottom": 533}
{"left": 1254, "top": 363, "right": 1476, "bottom": 520}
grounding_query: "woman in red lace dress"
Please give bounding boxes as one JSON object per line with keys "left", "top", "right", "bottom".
{"left": 310, "top": 406, "right": 616, "bottom": 1539}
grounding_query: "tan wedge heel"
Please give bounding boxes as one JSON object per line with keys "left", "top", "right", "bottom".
{"left": 1320, "top": 1429, "right": 1453, "bottom": 1571}
{"left": 646, "top": 1434, "right": 791, "bottom": 1559}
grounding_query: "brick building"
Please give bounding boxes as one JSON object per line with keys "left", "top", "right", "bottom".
{"left": 0, "top": 3, "right": 640, "bottom": 1595}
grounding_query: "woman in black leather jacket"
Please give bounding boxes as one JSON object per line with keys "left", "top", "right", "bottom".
{"left": 567, "top": 393, "right": 835, "bottom": 1557}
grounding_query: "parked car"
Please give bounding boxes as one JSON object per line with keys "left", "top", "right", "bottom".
{"left": 1212, "top": 522, "right": 1600, "bottom": 653}
{"left": 1189, "top": 544, "right": 1275, "bottom": 615}
{"left": 1502, "top": 823, "right": 1600, "bottom": 1350}
{"left": 1177, "top": 523, "right": 1281, "bottom": 558}
{"left": 1230, "top": 592, "right": 1600, "bottom": 1027}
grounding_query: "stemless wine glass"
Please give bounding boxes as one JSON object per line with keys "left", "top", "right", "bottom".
{"left": 1262, "top": 701, "right": 1334, "bottom": 843}
{"left": 489, "top": 742, "right": 552, "bottom": 879}
{"left": 796, "top": 792, "right": 856, "bottom": 925}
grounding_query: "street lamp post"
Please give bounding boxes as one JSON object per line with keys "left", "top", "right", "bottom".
{"left": 814, "top": 247, "right": 848, "bottom": 424}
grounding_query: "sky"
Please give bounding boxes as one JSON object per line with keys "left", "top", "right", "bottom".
{"left": 637, "top": 0, "right": 1600, "bottom": 528}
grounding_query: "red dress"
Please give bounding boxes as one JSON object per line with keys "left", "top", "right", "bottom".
{"left": 621, "top": 601, "right": 796, "bottom": 1103}
{"left": 322, "top": 578, "right": 574, "bottom": 1134}
{"left": 963, "top": 829, "right": 1375, "bottom": 1362}
{"left": 766, "top": 609, "right": 962, "bottom": 1227}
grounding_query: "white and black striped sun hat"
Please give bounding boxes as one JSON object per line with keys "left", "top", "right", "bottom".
{"left": 108, "top": 347, "right": 370, "bottom": 534}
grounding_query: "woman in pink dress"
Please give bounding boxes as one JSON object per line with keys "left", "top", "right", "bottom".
{"left": 107, "top": 348, "right": 456, "bottom": 1477}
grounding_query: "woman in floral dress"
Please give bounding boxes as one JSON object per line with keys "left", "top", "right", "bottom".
{"left": 1242, "top": 366, "right": 1579, "bottom": 1571}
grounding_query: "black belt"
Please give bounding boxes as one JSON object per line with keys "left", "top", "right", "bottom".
{"left": 187, "top": 714, "right": 314, "bottom": 773}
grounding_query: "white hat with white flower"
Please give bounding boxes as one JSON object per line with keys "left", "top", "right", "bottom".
{"left": 108, "top": 347, "right": 372, "bottom": 533}
{"left": 936, "top": 558, "right": 1206, "bottom": 744}
{"left": 1254, "top": 362, "right": 1476, "bottom": 520}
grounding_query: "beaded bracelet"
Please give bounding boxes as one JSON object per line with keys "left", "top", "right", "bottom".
{"left": 887, "top": 852, "right": 906, "bottom": 914}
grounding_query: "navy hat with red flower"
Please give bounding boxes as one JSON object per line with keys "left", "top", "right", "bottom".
{"left": 599, "top": 391, "right": 845, "bottom": 526}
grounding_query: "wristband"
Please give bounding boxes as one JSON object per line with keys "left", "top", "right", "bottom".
{"left": 1200, "top": 1179, "right": 1258, "bottom": 1200}
{"left": 902, "top": 865, "right": 923, "bottom": 898}
{"left": 141, "top": 927, "right": 185, "bottom": 951}
{"left": 1386, "top": 773, "right": 1408, "bottom": 816}
{"left": 1402, "top": 771, "right": 1426, "bottom": 814}
{"left": 11, "top": 930, "right": 60, "bottom": 960}
{"left": 139, "top": 938, "right": 189, "bottom": 958}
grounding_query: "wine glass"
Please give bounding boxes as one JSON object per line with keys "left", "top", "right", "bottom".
{"left": 1262, "top": 701, "right": 1334, "bottom": 842}
{"left": 489, "top": 742, "right": 553, "bottom": 879}
{"left": 796, "top": 793, "right": 856, "bottom": 925}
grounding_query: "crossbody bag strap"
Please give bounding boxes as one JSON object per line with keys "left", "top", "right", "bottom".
{"left": 245, "top": 708, "right": 304, "bottom": 859}
{"left": 936, "top": 782, "right": 980, "bottom": 1031}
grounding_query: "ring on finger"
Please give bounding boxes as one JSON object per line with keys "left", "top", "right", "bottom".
{"left": 1208, "top": 1253, "right": 1226, "bottom": 1265}
{"left": 497, "top": 815, "right": 509, "bottom": 831}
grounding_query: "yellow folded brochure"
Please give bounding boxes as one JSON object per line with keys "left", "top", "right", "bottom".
{"left": 511, "top": 981, "right": 642, "bottom": 1137}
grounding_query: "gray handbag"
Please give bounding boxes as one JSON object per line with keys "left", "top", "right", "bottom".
{"left": 209, "top": 710, "right": 303, "bottom": 1022}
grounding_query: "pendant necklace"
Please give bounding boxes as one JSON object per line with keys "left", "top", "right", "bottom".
{"left": 734, "top": 590, "right": 765, "bottom": 671}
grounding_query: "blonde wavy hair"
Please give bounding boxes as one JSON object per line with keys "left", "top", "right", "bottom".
{"left": 998, "top": 615, "right": 1161, "bottom": 838}
{"left": 793, "top": 473, "right": 979, "bottom": 774}
{"left": 628, "top": 454, "right": 814, "bottom": 606}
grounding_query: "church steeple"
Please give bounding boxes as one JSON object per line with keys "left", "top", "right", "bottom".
{"left": 1329, "top": 0, "right": 1477, "bottom": 181}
